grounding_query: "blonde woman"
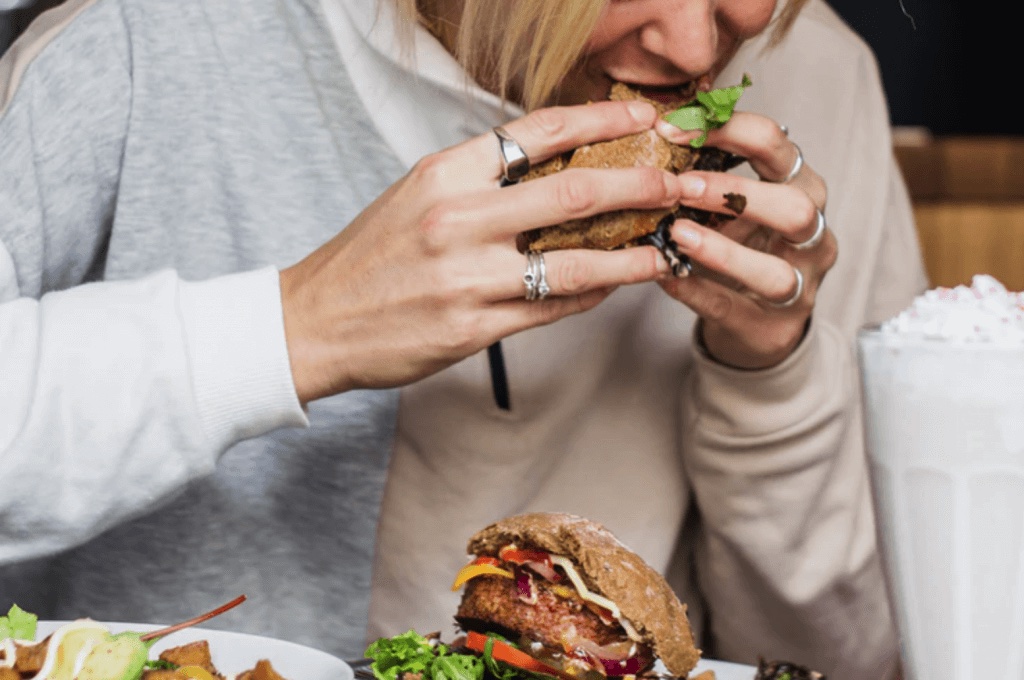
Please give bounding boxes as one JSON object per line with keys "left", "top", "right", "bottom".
{"left": 0, "top": 0, "right": 923, "bottom": 677}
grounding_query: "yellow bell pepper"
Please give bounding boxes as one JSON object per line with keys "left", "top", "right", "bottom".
{"left": 450, "top": 562, "right": 514, "bottom": 591}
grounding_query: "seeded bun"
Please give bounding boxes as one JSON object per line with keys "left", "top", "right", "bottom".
{"left": 466, "top": 512, "right": 701, "bottom": 677}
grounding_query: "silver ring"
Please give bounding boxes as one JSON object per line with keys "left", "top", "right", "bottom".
{"left": 779, "top": 124, "right": 789, "bottom": 137}
{"left": 767, "top": 267, "right": 804, "bottom": 309}
{"left": 523, "top": 251, "right": 550, "bottom": 301}
{"left": 785, "top": 208, "right": 827, "bottom": 250}
{"left": 494, "top": 126, "right": 530, "bottom": 186}
{"left": 772, "top": 142, "right": 803, "bottom": 184}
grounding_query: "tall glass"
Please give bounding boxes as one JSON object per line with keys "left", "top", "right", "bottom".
{"left": 857, "top": 329, "right": 1024, "bottom": 680}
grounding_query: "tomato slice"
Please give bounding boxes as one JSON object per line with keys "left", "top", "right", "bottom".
{"left": 472, "top": 556, "right": 503, "bottom": 568}
{"left": 464, "top": 631, "right": 575, "bottom": 680}
{"left": 498, "top": 547, "right": 552, "bottom": 565}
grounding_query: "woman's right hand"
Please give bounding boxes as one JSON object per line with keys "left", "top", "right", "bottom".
{"left": 280, "top": 99, "right": 686, "bottom": 404}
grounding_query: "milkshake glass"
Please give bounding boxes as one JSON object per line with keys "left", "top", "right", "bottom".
{"left": 858, "top": 275, "right": 1024, "bottom": 680}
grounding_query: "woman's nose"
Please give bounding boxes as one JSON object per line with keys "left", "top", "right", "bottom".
{"left": 637, "top": 0, "right": 717, "bottom": 75}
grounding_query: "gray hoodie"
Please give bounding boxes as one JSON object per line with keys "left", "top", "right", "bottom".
{"left": 0, "top": 0, "right": 405, "bottom": 658}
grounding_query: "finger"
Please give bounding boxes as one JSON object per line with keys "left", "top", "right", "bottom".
{"left": 467, "top": 244, "right": 669, "bottom": 301}
{"left": 465, "top": 100, "right": 659, "bottom": 181}
{"left": 668, "top": 220, "right": 808, "bottom": 304}
{"left": 438, "top": 166, "right": 685, "bottom": 242}
{"left": 659, "top": 275, "right": 806, "bottom": 367}
{"left": 673, "top": 170, "right": 824, "bottom": 245}
{"left": 660, "top": 112, "right": 826, "bottom": 204}
{"left": 452, "top": 241, "right": 667, "bottom": 303}
{"left": 659, "top": 271, "right": 740, "bottom": 321}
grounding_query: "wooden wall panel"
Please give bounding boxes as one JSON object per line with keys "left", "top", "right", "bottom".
{"left": 896, "top": 134, "right": 1024, "bottom": 292}
{"left": 913, "top": 203, "right": 1024, "bottom": 290}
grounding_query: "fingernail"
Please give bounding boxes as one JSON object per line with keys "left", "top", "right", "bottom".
{"left": 627, "top": 101, "right": 655, "bottom": 124}
{"left": 674, "top": 226, "right": 702, "bottom": 249}
{"left": 656, "top": 119, "right": 700, "bottom": 145}
{"left": 678, "top": 174, "right": 706, "bottom": 199}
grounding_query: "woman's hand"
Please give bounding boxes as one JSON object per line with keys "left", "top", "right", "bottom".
{"left": 654, "top": 113, "right": 836, "bottom": 370}
{"left": 280, "top": 100, "right": 686, "bottom": 404}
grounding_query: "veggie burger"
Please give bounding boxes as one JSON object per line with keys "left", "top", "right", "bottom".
{"left": 366, "top": 512, "right": 700, "bottom": 680}
{"left": 515, "top": 77, "right": 751, "bottom": 277}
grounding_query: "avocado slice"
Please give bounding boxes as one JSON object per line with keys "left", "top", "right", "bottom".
{"left": 75, "top": 631, "right": 151, "bottom": 680}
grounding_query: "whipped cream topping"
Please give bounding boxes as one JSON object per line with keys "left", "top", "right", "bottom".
{"left": 880, "top": 274, "right": 1024, "bottom": 343}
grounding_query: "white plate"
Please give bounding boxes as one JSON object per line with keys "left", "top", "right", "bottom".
{"left": 690, "top": 658, "right": 758, "bottom": 679}
{"left": 35, "top": 621, "right": 352, "bottom": 680}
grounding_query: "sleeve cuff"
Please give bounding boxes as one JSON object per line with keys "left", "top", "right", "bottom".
{"left": 690, "top": 319, "right": 850, "bottom": 438}
{"left": 178, "top": 266, "right": 309, "bottom": 452}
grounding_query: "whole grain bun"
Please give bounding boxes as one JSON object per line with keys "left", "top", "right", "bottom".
{"left": 515, "top": 84, "right": 744, "bottom": 255}
{"left": 466, "top": 512, "right": 701, "bottom": 677}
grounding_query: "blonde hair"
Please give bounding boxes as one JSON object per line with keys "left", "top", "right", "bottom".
{"left": 394, "top": 0, "right": 812, "bottom": 111}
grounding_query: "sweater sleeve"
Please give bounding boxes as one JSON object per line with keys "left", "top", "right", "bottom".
{"left": 681, "top": 168, "right": 925, "bottom": 679}
{"left": 0, "top": 2, "right": 307, "bottom": 564}
{"left": 684, "top": 321, "right": 897, "bottom": 678}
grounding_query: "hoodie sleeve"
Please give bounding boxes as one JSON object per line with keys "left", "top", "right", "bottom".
{"left": 0, "top": 0, "right": 306, "bottom": 565}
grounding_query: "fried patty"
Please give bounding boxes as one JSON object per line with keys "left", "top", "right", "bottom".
{"left": 455, "top": 575, "right": 629, "bottom": 650}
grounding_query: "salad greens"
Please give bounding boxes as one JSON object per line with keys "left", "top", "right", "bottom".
{"left": 0, "top": 603, "right": 37, "bottom": 641}
{"left": 366, "top": 630, "right": 483, "bottom": 680}
{"left": 480, "top": 636, "right": 519, "bottom": 680}
{"left": 663, "top": 73, "right": 753, "bottom": 148}
{"left": 365, "top": 631, "right": 555, "bottom": 680}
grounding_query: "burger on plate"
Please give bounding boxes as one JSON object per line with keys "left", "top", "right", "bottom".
{"left": 449, "top": 512, "right": 700, "bottom": 680}
{"left": 365, "top": 512, "right": 826, "bottom": 680}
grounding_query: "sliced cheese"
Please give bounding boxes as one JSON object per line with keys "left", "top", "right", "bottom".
{"left": 549, "top": 556, "right": 642, "bottom": 642}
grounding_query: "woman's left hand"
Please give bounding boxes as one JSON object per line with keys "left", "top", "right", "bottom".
{"left": 654, "top": 112, "right": 836, "bottom": 369}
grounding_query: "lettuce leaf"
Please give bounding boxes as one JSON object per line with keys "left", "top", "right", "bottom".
{"left": 366, "top": 630, "right": 483, "bottom": 680}
{"left": 663, "top": 73, "right": 753, "bottom": 148}
{"left": 0, "top": 604, "right": 38, "bottom": 641}
{"left": 433, "top": 653, "right": 483, "bottom": 680}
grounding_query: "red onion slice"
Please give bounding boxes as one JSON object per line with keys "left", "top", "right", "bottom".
{"left": 516, "top": 568, "right": 538, "bottom": 604}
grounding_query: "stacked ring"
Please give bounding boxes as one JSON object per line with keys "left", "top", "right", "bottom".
{"left": 523, "top": 251, "right": 550, "bottom": 301}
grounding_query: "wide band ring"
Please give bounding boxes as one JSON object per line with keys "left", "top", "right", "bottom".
{"left": 494, "top": 126, "right": 530, "bottom": 186}
{"left": 767, "top": 267, "right": 804, "bottom": 309}
{"left": 785, "top": 208, "right": 827, "bottom": 251}
{"left": 772, "top": 142, "right": 804, "bottom": 184}
{"left": 523, "top": 251, "right": 550, "bottom": 301}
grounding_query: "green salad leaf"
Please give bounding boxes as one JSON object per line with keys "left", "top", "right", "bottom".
{"left": 432, "top": 653, "right": 484, "bottom": 680}
{"left": 0, "top": 604, "right": 38, "bottom": 641}
{"left": 366, "top": 630, "right": 483, "bottom": 680}
{"left": 663, "top": 73, "right": 753, "bottom": 148}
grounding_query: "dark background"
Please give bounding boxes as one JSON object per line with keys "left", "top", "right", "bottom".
{"left": 825, "top": 0, "right": 1009, "bottom": 135}
{"left": 0, "top": 0, "right": 1013, "bottom": 135}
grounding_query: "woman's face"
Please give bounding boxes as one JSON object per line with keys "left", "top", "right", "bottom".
{"left": 558, "top": 0, "right": 778, "bottom": 106}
